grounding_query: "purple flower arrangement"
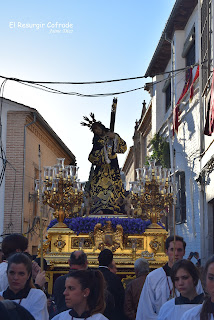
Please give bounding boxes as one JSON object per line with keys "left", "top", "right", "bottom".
{"left": 47, "top": 217, "right": 164, "bottom": 235}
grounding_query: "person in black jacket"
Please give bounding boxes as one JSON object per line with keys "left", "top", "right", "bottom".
{"left": 0, "top": 300, "right": 35, "bottom": 320}
{"left": 98, "top": 249, "right": 125, "bottom": 320}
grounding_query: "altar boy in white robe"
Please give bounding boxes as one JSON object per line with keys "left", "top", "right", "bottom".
{"left": 157, "top": 259, "right": 204, "bottom": 320}
{"left": 136, "top": 236, "right": 203, "bottom": 320}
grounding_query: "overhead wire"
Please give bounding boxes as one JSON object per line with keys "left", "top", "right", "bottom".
{"left": 0, "top": 63, "right": 200, "bottom": 85}
{"left": 16, "top": 79, "right": 145, "bottom": 97}
{"left": 0, "top": 63, "right": 199, "bottom": 98}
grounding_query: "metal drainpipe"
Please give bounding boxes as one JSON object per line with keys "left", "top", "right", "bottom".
{"left": 21, "top": 112, "right": 36, "bottom": 234}
{"left": 165, "top": 33, "right": 176, "bottom": 235}
{"left": 198, "top": 0, "right": 205, "bottom": 263}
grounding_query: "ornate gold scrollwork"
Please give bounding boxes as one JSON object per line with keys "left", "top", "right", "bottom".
{"left": 125, "top": 238, "right": 144, "bottom": 249}
{"left": 71, "top": 237, "right": 93, "bottom": 249}
{"left": 93, "top": 221, "right": 123, "bottom": 252}
{"left": 72, "top": 239, "right": 80, "bottom": 248}
{"left": 149, "top": 237, "right": 161, "bottom": 253}
{"left": 54, "top": 235, "right": 66, "bottom": 252}
{"left": 49, "top": 261, "right": 55, "bottom": 270}
{"left": 84, "top": 240, "right": 92, "bottom": 248}
{"left": 141, "top": 250, "right": 155, "bottom": 260}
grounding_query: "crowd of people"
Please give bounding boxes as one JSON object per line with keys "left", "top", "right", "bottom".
{"left": 1, "top": 233, "right": 214, "bottom": 319}
{"left": 0, "top": 234, "right": 48, "bottom": 319}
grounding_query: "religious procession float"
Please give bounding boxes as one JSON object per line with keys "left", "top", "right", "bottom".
{"left": 38, "top": 99, "right": 174, "bottom": 294}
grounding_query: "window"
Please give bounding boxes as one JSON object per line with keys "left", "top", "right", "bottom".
{"left": 186, "top": 42, "right": 195, "bottom": 68}
{"left": 33, "top": 167, "right": 39, "bottom": 216}
{"left": 182, "top": 25, "right": 195, "bottom": 66}
{"left": 175, "top": 171, "right": 186, "bottom": 223}
{"left": 182, "top": 25, "right": 195, "bottom": 80}
{"left": 201, "top": 0, "right": 212, "bottom": 94}
{"left": 165, "top": 83, "right": 171, "bottom": 112}
{"left": 162, "top": 77, "right": 171, "bottom": 112}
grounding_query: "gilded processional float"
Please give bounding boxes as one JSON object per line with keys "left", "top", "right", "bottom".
{"left": 38, "top": 100, "right": 175, "bottom": 294}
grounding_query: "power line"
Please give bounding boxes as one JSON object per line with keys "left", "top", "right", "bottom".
{"left": 0, "top": 63, "right": 198, "bottom": 86}
{"left": 0, "top": 64, "right": 199, "bottom": 98}
{"left": 17, "top": 80, "right": 145, "bottom": 97}
{"left": 1, "top": 75, "right": 145, "bottom": 85}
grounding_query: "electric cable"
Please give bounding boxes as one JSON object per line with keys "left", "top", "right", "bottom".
{"left": 0, "top": 63, "right": 199, "bottom": 98}
{"left": 0, "top": 62, "right": 201, "bottom": 85}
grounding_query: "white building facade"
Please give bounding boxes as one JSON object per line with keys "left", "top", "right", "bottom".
{"left": 144, "top": 0, "right": 203, "bottom": 258}
{"left": 198, "top": 0, "right": 214, "bottom": 262}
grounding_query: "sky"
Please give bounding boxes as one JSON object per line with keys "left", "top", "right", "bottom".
{"left": 0, "top": 0, "right": 176, "bottom": 182}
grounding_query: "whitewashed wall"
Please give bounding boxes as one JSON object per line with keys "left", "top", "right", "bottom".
{"left": 150, "top": 4, "right": 202, "bottom": 258}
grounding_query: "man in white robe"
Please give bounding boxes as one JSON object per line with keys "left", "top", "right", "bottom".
{"left": 180, "top": 304, "right": 209, "bottom": 320}
{"left": 136, "top": 236, "right": 203, "bottom": 320}
{"left": 157, "top": 293, "right": 204, "bottom": 320}
{"left": 0, "top": 287, "right": 49, "bottom": 320}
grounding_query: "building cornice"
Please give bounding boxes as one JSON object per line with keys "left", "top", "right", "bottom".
{"left": 145, "top": 0, "right": 197, "bottom": 77}
{"left": 3, "top": 98, "right": 76, "bottom": 163}
{"left": 122, "top": 146, "right": 134, "bottom": 173}
{"left": 137, "top": 102, "right": 152, "bottom": 134}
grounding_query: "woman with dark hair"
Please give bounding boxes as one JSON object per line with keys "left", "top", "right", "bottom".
{"left": 181, "top": 255, "right": 214, "bottom": 320}
{"left": 158, "top": 259, "right": 204, "bottom": 320}
{"left": 0, "top": 253, "right": 48, "bottom": 320}
{"left": 52, "top": 269, "right": 108, "bottom": 320}
{"left": 0, "top": 233, "right": 28, "bottom": 292}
